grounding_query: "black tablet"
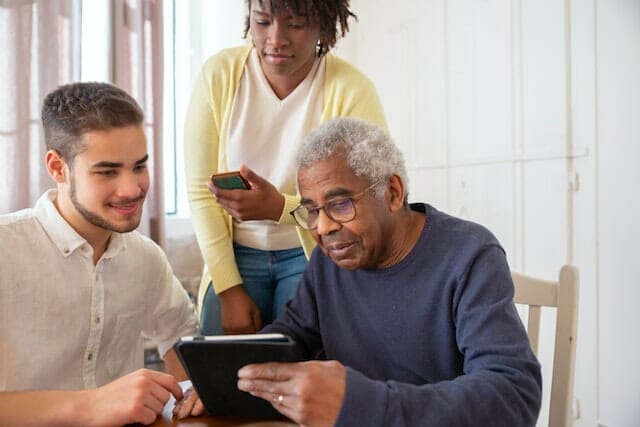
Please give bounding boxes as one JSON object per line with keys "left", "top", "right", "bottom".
{"left": 174, "top": 333, "right": 304, "bottom": 419}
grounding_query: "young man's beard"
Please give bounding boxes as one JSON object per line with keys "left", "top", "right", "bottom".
{"left": 69, "top": 176, "right": 143, "bottom": 233}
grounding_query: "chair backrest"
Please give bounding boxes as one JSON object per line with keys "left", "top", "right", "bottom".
{"left": 511, "top": 265, "right": 579, "bottom": 427}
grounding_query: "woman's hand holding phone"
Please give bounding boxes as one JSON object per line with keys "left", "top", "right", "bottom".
{"left": 211, "top": 171, "right": 250, "bottom": 190}
{"left": 207, "top": 166, "right": 284, "bottom": 222}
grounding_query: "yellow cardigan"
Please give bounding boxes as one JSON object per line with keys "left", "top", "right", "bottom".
{"left": 184, "top": 45, "right": 387, "bottom": 312}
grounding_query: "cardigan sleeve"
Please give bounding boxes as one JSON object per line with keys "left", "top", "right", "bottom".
{"left": 184, "top": 48, "right": 247, "bottom": 297}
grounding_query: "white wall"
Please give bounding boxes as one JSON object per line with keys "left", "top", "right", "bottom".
{"left": 595, "top": 1, "right": 640, "bottom": 426}
{"left": 340, "top": 0, "right": 639, "bottom": 425}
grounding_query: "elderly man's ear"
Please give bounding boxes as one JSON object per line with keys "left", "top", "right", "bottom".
{"left": 386, "top": 174, "right": 406, "bottom": 212}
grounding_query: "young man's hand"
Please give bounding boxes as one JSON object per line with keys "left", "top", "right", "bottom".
{"left": 81, "top": 368, "right": 183, "bottom": 426}
{"left": 172, "top": 386, "right": 206, "bottom": 419}
{"left": 0, "top": 368, "right": 183, "bottom": 427}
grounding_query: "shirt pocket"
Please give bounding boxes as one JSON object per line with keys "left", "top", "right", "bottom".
{"left": 105, "top": 308, "right": 145, "bottom": 379}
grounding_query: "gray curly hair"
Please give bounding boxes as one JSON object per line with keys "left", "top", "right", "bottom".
{"left": 296, "top": 117, "right": 409, "bottom": 204}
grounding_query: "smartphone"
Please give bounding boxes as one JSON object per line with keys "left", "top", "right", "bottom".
{"left": 211, "top": 171, "right": 250, "bottom": 190}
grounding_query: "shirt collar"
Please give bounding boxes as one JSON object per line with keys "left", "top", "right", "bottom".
{"left": 34, "top": 189, "right": 126, "bottom": 259}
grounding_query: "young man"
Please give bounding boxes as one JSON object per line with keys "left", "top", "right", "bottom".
{"left": 0, "top": 82, "right": 199, "bottom": 426}
{"left": 227, "top": 118, "right": 542, "bottom": 426}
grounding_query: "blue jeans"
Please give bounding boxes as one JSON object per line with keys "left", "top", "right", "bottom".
{"left": 200, "top": 243, "right": 306, "bottom": 335}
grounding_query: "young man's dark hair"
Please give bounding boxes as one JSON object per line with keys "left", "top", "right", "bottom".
{"left": 41, "top": 82, "right": 144, "bottom": 165}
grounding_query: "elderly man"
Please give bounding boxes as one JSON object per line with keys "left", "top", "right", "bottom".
{"left": 231, "top": 117, "right": 542, "bottom": 426}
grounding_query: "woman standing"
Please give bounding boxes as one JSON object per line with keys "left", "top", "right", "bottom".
{"left": 185, "top": 0, "right": 387, "bottom": 335}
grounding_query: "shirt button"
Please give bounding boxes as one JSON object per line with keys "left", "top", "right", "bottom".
{"left": 95, "top": 317, "right": 100, "bottom": 324}
{"left": 87, "top": 353, "right": 93, "bottom": 361}
{"left": 63, "top": 248, "right": 70, "bottom": 254}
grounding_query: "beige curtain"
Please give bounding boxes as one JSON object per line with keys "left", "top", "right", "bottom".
{"left": 0, "top": 0, "right": 166, "bottom": 247}
{"left": 0, "top": 0, "right": 76, "bottom": 214}
{"left": 112, "top": 0, "right": 166, "bottom": 248}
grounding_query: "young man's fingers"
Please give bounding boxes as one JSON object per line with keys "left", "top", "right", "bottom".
{"left": 146, "top": 370, "right": 183, "bottom": 401}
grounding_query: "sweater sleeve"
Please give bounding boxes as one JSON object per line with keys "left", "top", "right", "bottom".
{"left": 184, "top": 51, "right": 244, "bottom": 296}
{"left": 335, "top": 246, "right": 542, "bottom": 426}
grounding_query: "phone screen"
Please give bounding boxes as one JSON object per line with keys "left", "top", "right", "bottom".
{"left": 211, "top": 172, "right": 250, "bottom": 190}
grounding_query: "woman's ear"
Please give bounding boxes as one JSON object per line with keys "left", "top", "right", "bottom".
{"left": 386, "top": 173, "right": 406, "bottom": 212}
{"left": 45, "top": 150, "right": 68, "bottom": 183}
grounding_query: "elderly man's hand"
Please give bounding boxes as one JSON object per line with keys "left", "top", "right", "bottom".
{"left": 237, "top": 360, "right": 346, "bottom": 427}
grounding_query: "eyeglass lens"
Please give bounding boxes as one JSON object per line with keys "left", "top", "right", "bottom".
{"left": 292, "top": 180, "right": 381, "bottom": 229}
{"left": 306, "top": 199, "right": 354, "bottom": 227}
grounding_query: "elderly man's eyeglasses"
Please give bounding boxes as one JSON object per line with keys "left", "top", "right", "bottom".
{"left": 290, "top": 181, "right": 381, "bottom": 230}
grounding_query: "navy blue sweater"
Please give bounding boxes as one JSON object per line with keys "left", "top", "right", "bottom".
{"left": 265, "top": 203, "right": 542, "bottom": 426}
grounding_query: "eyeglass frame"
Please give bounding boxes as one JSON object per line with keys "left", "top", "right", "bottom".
{"left": 290, "top": 180, "right": 383, "bottom": 230}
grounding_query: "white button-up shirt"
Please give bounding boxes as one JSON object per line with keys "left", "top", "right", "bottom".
{"left": 0, "top": 190, "right": 198, "bottom": 391}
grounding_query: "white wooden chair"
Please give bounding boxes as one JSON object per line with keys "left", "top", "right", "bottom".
{"left": 511, "top": 265, "right": 579, "bottom": 427}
